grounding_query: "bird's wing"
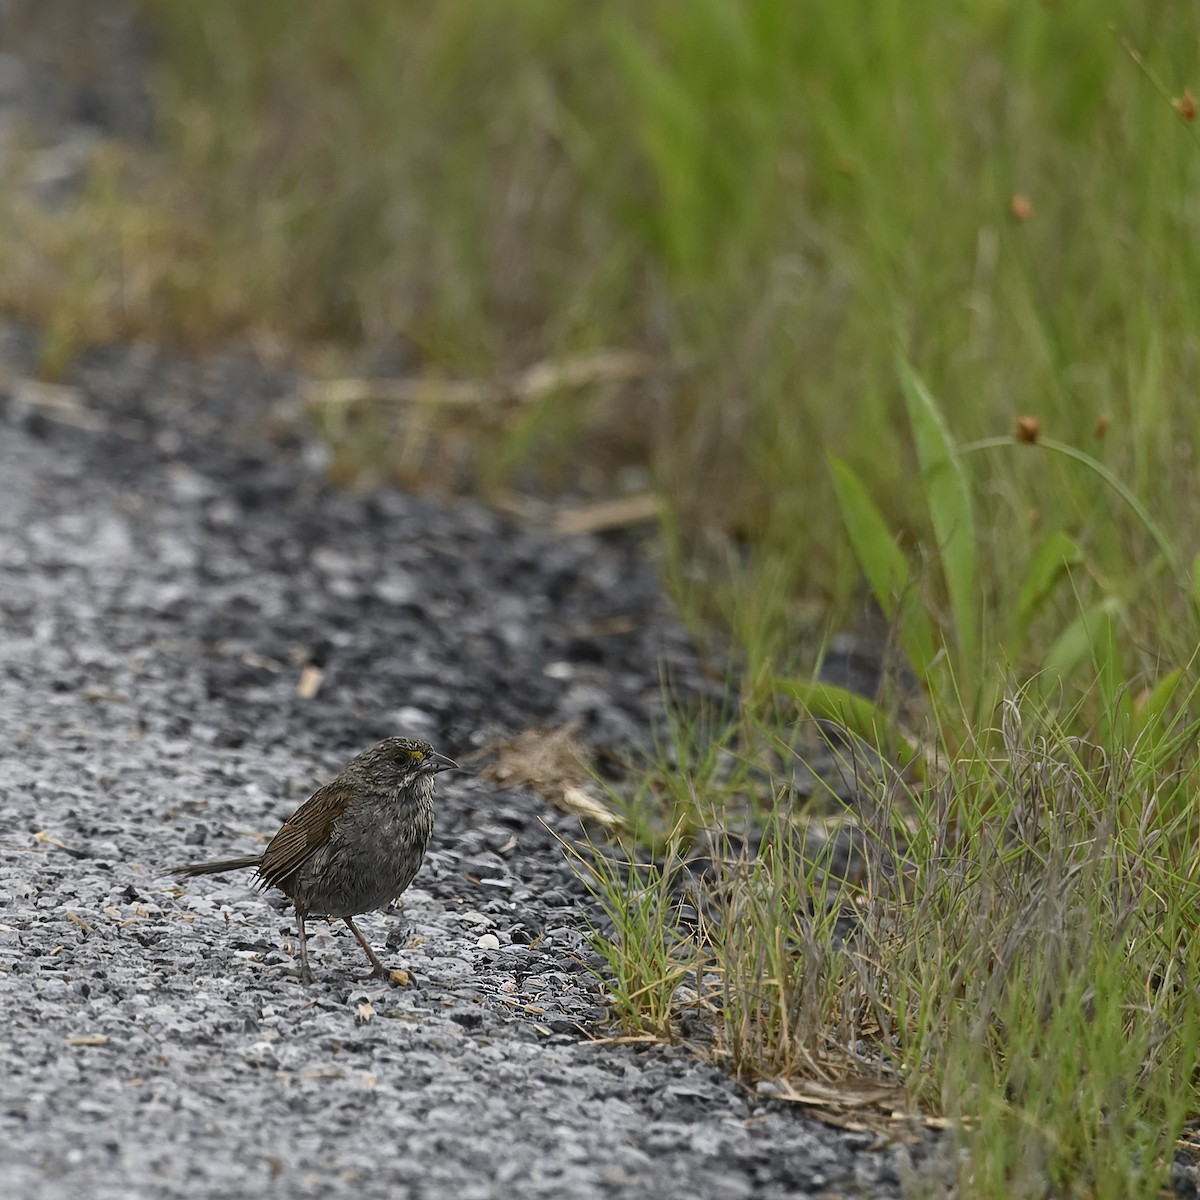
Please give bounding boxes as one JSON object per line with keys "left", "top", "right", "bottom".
{"left": 256, "top": 782, "right": 352, "bottom": 891}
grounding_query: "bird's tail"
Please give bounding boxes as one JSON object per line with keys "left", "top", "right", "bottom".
{"left": 169, "top": 855, "right": 260, "bottom": 878}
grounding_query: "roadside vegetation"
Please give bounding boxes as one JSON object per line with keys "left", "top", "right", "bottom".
{"left": 3, "top": 2, "right": 1200, "bottom": 1194}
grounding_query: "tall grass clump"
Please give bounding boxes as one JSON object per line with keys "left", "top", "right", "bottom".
{"left": 579, "top": 361, "right": 1200, "bottom": 1193}
{"left": 581, "top": 686, "right": 1200, "bottom": 1197}
{"left": 875, "top": 694, "right": 1200, "bottom": 1197}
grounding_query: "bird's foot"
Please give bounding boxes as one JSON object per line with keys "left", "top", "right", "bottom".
{"left": 354, "top": 966, "right": 411, "bottom": 987}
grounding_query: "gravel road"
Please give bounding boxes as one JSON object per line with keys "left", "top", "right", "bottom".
{"left": 0, "top": 331, "right": 935, "bottom": 1199}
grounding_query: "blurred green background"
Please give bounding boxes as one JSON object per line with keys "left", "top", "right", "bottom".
{"left": 4, "top": 0, "right": 1199, "bottom": 667}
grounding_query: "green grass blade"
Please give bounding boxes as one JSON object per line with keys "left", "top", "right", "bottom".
{"left": 829, "top": 454, "right": 937, "bottom": 677}
{"left": 1132, "top": 667, "right": 1184, "bottom": 748}
{"left": 898, "top": 359, "right": 979, "bottom": 683}
{"left": 828, "top": 454, "right": 908, "bottom": 615}
{"left": 780, "top": 679, "right": 920, "bottom": 768}
{"left": 1012, "top": 530, "right": 1083, "bottom": 641}
{"left": 1093, "top": 603, "right": 1129, "bottom": 744}
{"left": 1041, "top": 597, "right": 1123, "bottom": 692}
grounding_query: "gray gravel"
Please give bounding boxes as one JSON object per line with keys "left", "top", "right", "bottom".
{"left": 0, "top": 331, "right": 937, "bottom": 1199}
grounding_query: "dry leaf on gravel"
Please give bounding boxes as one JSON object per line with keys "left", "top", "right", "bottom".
{"left": 480, "top": 725, "right": 623, "bottom": 829}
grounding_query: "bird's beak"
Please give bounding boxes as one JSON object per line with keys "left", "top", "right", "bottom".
{"left": 430, "top": 752, "right": 459, "bottom": 774}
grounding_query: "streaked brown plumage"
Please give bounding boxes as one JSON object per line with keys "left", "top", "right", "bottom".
{"left": 170, "top": 737, "right": 457, "bottom": 982}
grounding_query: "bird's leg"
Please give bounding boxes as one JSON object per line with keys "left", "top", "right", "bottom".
{"left": 294, "top": 911, "right": 314, "bottom": 984}
{"left": 343, "top": 916, "right": 390, "bottom": 979}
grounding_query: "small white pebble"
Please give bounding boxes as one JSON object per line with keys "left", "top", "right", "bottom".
{"left": 476, "top": 933, "right": 500, "bottom": 950}
{"left": 243, "top": 1041, "right": 277, "bottom": 1067}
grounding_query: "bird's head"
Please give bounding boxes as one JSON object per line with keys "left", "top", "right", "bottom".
{"left": 351, "top": 737, "right": 458, "bottom": 789}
